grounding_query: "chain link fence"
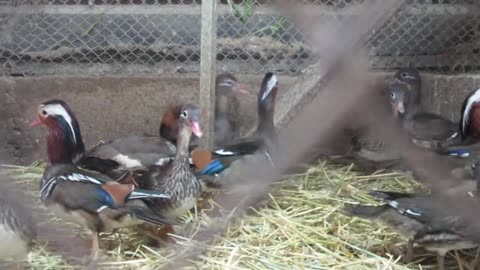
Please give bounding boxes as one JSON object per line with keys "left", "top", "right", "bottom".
{"left": 0, "top": 0, "right": 479, "bottom": 76}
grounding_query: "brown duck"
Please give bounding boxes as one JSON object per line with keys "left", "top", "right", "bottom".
{"left": 140, "top": 104, "right": 203, "bottom": 240}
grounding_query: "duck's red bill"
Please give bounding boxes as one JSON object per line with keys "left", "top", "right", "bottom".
{"left": 236, "top": 83, "right": 250, "bottom": 95}
{"left": 191, "top": 122, "right": 203, "bottom": 138}
{"left": 394, "top": 101, "right": 405, "bottom": 116}
{"left": 30, "top": 115, "right": 43, "bottom": 127}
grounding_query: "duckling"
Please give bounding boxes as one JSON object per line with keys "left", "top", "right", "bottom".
{"left": 0, "top": 181, "right": 36, "bottom": 268}
{"left": 390, "top": 80, "right": 458, "bottom": 150}
{"left": 30, "top": 99, "right": 176, "bottom": 180}
{"left": 159, "top": 73, "right": 248, "bottom": 147}
{"left": 344, "top": 166, "right": 480, "bottom": 270}
{"left": 190, "top": 72, "right": 279, "bottom": 177}
{"left": 31, "top": 101, "right": 174, "bottom": 258}
{"left": 140, "top": 104, "right": 203, "bottom": 240}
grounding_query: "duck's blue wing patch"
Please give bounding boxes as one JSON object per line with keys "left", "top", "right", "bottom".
{"left": 447, "top": 149, "right": 470, "bottom": 158}
{"left": 200, "top": 159, "right": 224, "bottom": 175}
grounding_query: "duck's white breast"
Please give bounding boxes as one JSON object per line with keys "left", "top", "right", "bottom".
{"left": 0, "top": 224, "right": 29, "bottom": 260}
{"left": 166, "top": 196, "right": 197, "bottom": 219}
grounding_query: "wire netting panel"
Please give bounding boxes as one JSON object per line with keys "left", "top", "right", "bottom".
{"left": 368, "top": 0, "right": 480, "bottom": 73}
{"left": 216, "top": 0, "right": 363, "bottom": 74}
{"left": 0, "top": 1, "right": 202, "bottom": 75}
{"left": 0, "top": 0, "right": 480, "bottom": 75}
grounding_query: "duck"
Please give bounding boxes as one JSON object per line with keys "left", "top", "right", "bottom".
{"left": 349, "top": 133, "right": 404, "bottom": 172}
{"left": 159, "top": 73, "right": 248, "bottom": 147}
{"left": 0, "top": 180, "right": 36, "bottom": 267}
{"left": 29, "top": 99, "right": 177, "bottom": 180}
{"left": 442, "top": 88, "right": 480, "bottom": 158}
{"left": 347, "top": 84, "right": 405, "bottom": 172}
{"left": 214, "top": 73, "right": 249, "bottom": 145}
{"left": 189, "top": 72, "right": 279, "bottom": 177}
{"left": 139, "top": 104, "right": 203, "bottom": 240}
{"left": 30, "top": 100, "right": 175, "bottom": 258}
{"left": 344, "top": 164, "right": 480, "bottom": 270}
{"left": 390, "top": 73, "right": 459, "bottom": 150}
{"left": 394, "top": 68, "right": 422, "bottom": 88}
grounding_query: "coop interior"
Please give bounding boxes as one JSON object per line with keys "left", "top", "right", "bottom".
{"left": 1, "top": 0, "right": 480, "bottom": 269}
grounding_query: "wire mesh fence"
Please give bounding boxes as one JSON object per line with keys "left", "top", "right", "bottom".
{"left": 0, "top": 0, "right": 479, "bottom": 76}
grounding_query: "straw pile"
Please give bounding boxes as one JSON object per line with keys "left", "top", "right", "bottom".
{"left": 0, "top": 161, "right": 477, "bottom": 270}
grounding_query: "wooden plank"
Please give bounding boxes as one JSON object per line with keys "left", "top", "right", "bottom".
{"left": 2, "top": 3, "right": 477, "bottom": 16}
{"left": 199, "top": 0, "right": 217, "bottom": 149}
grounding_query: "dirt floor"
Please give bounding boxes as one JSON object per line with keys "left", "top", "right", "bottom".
{"left": 0, "top": 74, "right": 297, "bottom": 165}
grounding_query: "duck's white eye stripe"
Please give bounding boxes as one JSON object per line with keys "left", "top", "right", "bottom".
{"left": 463, "top": 88, "right": 480, "bottom": 133}
{"left": 261, "top": 75, "right": 277, "bottom": 101}
{"left": 44, "top": 104, "right": 77, "bottom": 144}
{"left": 214, "top": 149, "right": 234, "bottom": 156}
{"left": 218, "top": 80, "right": 235, "bottom": 87}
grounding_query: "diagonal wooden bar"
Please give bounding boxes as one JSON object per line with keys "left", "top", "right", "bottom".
{"left": 160, "top": 0, "right": 404, "bottom": 269}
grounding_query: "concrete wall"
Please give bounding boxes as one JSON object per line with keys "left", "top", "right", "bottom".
{"left": 0, "top": 72, "right": 478, "bottom": 165}
{"left": 0, "top": 75, "right": 296, "bottom": 165}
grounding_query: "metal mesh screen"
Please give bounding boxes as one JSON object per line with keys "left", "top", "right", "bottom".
{"left": 0, "top": 1, "right": 203, "bottom": 75}
{"left": 0, "top": 0, "right": 479, "bottom": 76}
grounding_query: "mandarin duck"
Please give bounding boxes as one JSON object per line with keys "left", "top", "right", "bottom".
{"left": 190, "top": 72, "right": 279, "bottom": 178}
{"left": 0, "top": 180, "right": 36, "bottom": 267}
{"left": 391, "top": 71, "right": 459, "bottom": 150}
{"left": 344, "top": 166, "right": 480, "bottom": 270}
{"left": 139, "top": 104, "right": 203, "bottom": 240}
{"left": 214, "top": 73, "right": 249, "bottom": 145}
{"left": 31, "top": 101, "right": 174, "bottom": 258}
{"left": 443, "top": 88, "right": 480, "bottom": 158}
{"left": 159, "top": 73, "right": 248, "bottom": 147}
{"left": 30, "top": 99, "right": 177, "bottom": 180}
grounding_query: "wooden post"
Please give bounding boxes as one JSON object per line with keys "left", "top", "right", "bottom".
{"left": 199, "top": 0, "right": 217, "bottom": 149}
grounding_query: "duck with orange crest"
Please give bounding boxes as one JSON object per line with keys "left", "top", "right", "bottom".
{"left": 30, "top": 100, "right": 176, "bottom": 259}
{"left": 139, "top": 104, "right": 203, "bottom": 242}
{"left": 159, "top": 73, "right": 249, "bottom": 147}
{"left": 190, "top": 72, "right": 279, "bottom": 179}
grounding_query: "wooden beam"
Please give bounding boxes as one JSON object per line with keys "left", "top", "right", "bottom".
{"left": 1, "top": 4, "right": 477, "bottom": 16}
{"left": 199, "top": 0, "right": 217, "bottom": 149}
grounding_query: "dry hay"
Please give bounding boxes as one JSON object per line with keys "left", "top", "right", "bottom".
{"left": 0, "top": 161, "right": 477, "bottom": 270}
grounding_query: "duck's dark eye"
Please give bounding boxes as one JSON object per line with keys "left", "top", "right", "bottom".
{"left": 401, "top": 72, "right": 408, "bottom": 78}
{"left": 41, "top": 110, "right": 47, "bottom": 116}
{"left": 390, "top": 92, "right": 395, "bottom": 99}
{"left": 180, "top": 111, "right": 188, "bottom": 118}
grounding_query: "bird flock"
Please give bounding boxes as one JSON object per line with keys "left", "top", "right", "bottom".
{"left": 2, "top": 68, "right": 480, "bottom": 269}
{"left": 0, "top": 72, "right": 278, "bottom": 268}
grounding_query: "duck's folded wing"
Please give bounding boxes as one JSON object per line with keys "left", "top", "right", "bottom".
{"left": 45, "top": 181, "right": 118, "bottom": 214}
{"left": 78, "top": 135, "right": 176, "bottom": 172}
{"left": 213, "top": 137, "right": 264, "bottom": 157}
{"left": 407, "top": 113, "right": 458, "bottom": 141}
{"left": 377, "top": 193, "right": 469, "bottom": 233}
